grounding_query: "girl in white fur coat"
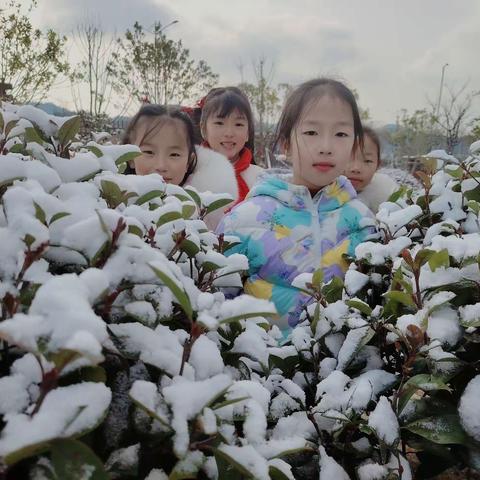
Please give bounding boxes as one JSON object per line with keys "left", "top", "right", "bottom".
{"left": 346, "top": 126, "right": 398, "bottom": 212}
{"left": 123, "top": 104, "right": 238, "bottom": 230}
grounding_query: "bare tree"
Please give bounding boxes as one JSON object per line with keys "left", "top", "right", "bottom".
{"left": 238, "top": 57, "right": 283, "bottom": 165}
{"left": 430, "top": 82, "right": 480, "bottom": 153}
{"left": 70, "top": 19, "right": 119, "bottom": 118}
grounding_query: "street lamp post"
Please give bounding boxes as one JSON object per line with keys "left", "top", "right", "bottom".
{"left": 436, "top": 63, "right": 449, "bottom": 118}
{"left": 143, "top": 20, "right": 179, "bottom": 104}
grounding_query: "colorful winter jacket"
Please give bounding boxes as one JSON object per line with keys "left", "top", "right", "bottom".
{"left": 216, "top": 170, "right": 377, "bottom": 331}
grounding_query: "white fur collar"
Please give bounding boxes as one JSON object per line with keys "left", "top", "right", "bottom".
{"left": 357, "top": 172, "right": 398, "bottom": 212}
{"left": 184, "top": 146, "right": 239, "bottom": 201}
{"left": 183, "top": 146, "right": 239, "bottom": 230}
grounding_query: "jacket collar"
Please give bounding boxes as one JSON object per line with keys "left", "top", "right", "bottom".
{"left": 249, "top": 169, "right": 357, "bottom": 212}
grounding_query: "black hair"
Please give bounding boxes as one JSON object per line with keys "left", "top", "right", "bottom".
{"left": 273, "top": 78, "right": 364, "bottom": 155}
{"left": 199, "top": 86, "right": 255, "bottom": 154}
{"left": 122, "top": 104, "right": 197, "bottom": 185}
{"left": 362, "top": 125, "right": 382, "bottom": 167}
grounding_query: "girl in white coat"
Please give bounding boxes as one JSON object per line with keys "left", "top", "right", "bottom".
{"left": 346, "top": 126, "right": 398, "bottom": 212}
{"left": 122, "top": 104, "right": 238, "bottom": 230}
{"left": 198, "top": 87, "right": 263, "bottom": 203}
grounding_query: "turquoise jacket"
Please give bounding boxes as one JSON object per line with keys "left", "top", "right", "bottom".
{"left": 216, "top": 170, "right": 376, "bottom": 331}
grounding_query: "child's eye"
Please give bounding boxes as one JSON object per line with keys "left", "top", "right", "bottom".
{"left": 336, "top": 132, "right": 348, "bottom": 137}
{"left": 235, "top": 122, "right": 246, "bottom": 127}
{"left": 213, "top": 121, "right": 224, "bottom": 126}
{"left": 170, "top": 152, "right": 181, "bottom": 157}
{"left": 303, "top": 130, "right": 317, "bottom": 136}
{"left": 141, "top": 150, "right": 154, "bottom": 155}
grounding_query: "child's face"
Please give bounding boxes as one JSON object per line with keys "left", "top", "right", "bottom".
{"left": 289, "top": 95, "right": 355, "bottom": 193}
{"left": 133, "top": 118, "right": 191, "bottom": 185}
{"left": 203, "top": 109, "right": 249, "bottom": 162}
{"left": 346, "top": 135, "right": 379, "bottom": 192}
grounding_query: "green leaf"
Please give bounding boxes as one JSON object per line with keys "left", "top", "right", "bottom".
{"left": 24, "top": 233, "right": 36, "bottom": 248}
{"left": 312, "top": 268, "right": 324, "bottom": 288}
{"left": 220, "top": 311, "right": 276, "bottom": 325}
{"left": 8, "top": 143, "right": 25, "bottom": 154}
{"left": 135, "top": 189, "right": 165, "bottom": 205}
{"left": 398, "top": 374, "right": 452, "bottom": 414}
{"left": 77, "top": 169, "right": 102, "bottom": 182}
{"left": 464, "top": 184, "right": 480, "bottom": 202}
{"left": 179, "top": 238, "right": 200, "bottom": 257}
{"left": 310, "top": 302, "right": 321, "bottom": 335}
{"left": 50, "top": 439, "right": 109, "bottom": 480}
{"left": 414, "top": 249, "right": 435, "bottom": 269}
{"left": 156, "top": 210, "right": 183, "bottom": 226}
{"left": 128, "top": 224, "right": 144, "bottom": 237}
{"left": 57, "top": 116, "right": 81, "bottom": 146}
{"left": 90, "top": 240, "right": 110, "bottom": 266}
{"left": 205, "top": 197, "right": 233, "bottom": 215}
{"left": 86, "top": 145, "right": 103, "bottom": 157}
{"left": 182, "top": 203, "right": 196, "bottom": 219}
{"left": 101, "top": 180, "right": 125, "bottom": 208}
{"left": 346, "top": 299, "right": 372, "bottom": 316}
{"left": 388, "top": 186, "right": 408, "bottom": 203}
{"left": 213, "top": 447, "right": 258, "bottom": 479}
{"left": 49, "top": 211, "right": 70, "bottom": 225}
{"left": 115, "top": 150, "right": 140, "bottom": 166}
{"left": 169, "top": 458, "right": 202, "bottom": 480}
{"left": 468, "top": 200, "right": 480, "bottom": 215}
{"left": 322, "top": 276, "right": 344, "bottom": 303}
{"left": 269, "top": 464, "right": 294, "bottom": 480}
{"left": 5, "top": 119, "right": 18, "bottom": 138}
{"left": 446, "top": 166, "right": 464, "bottom": 179}
{"left": 24, "top": 126, "right": 45, "bottom": 144}
{"left": 404, "top": 414, "right": 468, "bottom": 445}
{"left": 428, "top": 249, "right": 450, "bottom": 272}
{"left": 201, "top": 261, "right": 222, "bottom": 273}
{"left": 384, "top": 290, "right": 416, "bottom": 307}
{"left": 150, "top": 264, "right": 193, "bottom": 320}
{"left": 34, "top": 202, "right": 47, "bottom": 225}
{"left": 184, "top": 187, "right": 202, "bottom": 208}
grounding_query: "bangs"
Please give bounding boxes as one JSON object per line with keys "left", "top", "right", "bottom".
{"left": 209, "top": 91, "right": 250, "bottom": 119}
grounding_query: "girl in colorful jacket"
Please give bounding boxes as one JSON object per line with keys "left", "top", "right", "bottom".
{"left": 217, "top": 78, "right": 377, "bottom": 332}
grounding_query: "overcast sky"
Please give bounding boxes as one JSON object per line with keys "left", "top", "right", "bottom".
{"left": 30, "top": 0, "right": 480, "bottom": 125}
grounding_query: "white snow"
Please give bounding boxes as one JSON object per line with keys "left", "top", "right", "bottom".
{"left": 217, "top": 444, "right": 270, "bottom": 480}
{"left": 189, "top": 335, "right": 224, "bottom": 380}
{"left": 318, "top": 446, "right": 350, "bottom": 479}
{"left": 367, "top": 396, "right": 400, "bottom": 446}
{"left": 162, "top": 374, "right": 231, "bottom": 456}
{"left": 344, "top": 269, "right": 369, "bottom": 296}
{"left": 0, "top": 382, "right": 111, "bottom": 458}
{"left": 459, "top": 375, "right": 480, "bottom": 441}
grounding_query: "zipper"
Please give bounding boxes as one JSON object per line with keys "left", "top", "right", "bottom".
{"left": 307, "top": 193, "right": 322, "bottom": 269}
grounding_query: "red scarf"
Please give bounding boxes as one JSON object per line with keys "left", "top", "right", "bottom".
{"left": 233, "top": 147, "right": 253, "bottom": 203}
{"left": 202, "top": 143, "right": 253, "bottom": 204}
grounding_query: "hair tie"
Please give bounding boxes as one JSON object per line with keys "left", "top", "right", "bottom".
{"left": 196, "top": 95, "right": 207, "bottom": 109}
{"left": 180, "top": 106, "right": 194, "bottom": 115}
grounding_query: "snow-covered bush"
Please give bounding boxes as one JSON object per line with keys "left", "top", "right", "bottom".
{"left": 0, "top": 102, "right": 479, "bottom": 479}
{"left": 0, "top": 103, "right": 303, "bottom": 479}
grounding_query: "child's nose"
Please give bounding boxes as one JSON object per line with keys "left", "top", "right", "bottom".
{"left": 348, "top": 162, "right": 361, "bottom": 173}
{"left": 154, "top": 156, "right": 169, "bottom": 173}
{"left": 318, "top": 135, "right": 332, "bottom": 155}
